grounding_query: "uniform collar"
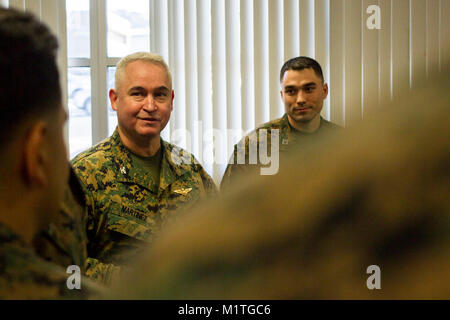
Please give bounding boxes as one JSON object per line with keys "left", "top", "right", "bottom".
{"left": 109, "top": 129, "right": 192, "bottom": 193}
{"left": 281, "top": 113, "right": 327, "bottom": 145}
{"left": 279, "top": 113, "right": 294, "bottom": 146}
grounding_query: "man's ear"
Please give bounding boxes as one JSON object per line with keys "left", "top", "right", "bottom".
{"left": 170, "top": 90, "right": 175, "bottom": 111}
{"left": 109, "top": 88, "right": 119, "bottom": 111}
{"left": 322, "top": 83, "right": 329, "bottom": 99}
{"left": 22, "top": 121, "right": 48, "bottom": 187}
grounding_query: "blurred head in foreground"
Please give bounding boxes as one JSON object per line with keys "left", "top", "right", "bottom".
{"left": 0, "top": 6, "right": 68, "bottom": 244}
{"left": 112, "top": 66, "right": 449, "bottom": 299}
{"left": 0, "top": 8, "right": 98, "bottom": 299}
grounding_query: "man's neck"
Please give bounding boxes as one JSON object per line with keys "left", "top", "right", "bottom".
{"left": 118, "top": 127, "right": 161, "bottom": 157}
{"left": 288, "top": 114, "right": 321, "bottom": 133}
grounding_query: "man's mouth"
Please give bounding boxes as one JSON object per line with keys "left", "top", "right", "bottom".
{"left": 293, "top": 107, "right": 310, "bottom": 112}
{"left": 138, "top": 117, "right": 160, "bottom": 122}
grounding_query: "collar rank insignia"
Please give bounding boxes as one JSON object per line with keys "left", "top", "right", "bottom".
{"left": 174, "top": 187, "right": 192, "bottom": 195}
{"left": 282, "top": 138, "right": 289, "bottom": 145}
{"left": 120, "top": 166, "right": 127, "bottom": 175}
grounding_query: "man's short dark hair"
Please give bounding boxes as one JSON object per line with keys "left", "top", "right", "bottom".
{"left": 0, "top": 7, "right": 61, "bottom": 142}
{"left": 279, "top": 56, "right": 324, "bottom": 83}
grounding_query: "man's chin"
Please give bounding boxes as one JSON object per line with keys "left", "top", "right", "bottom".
{"left": 291, "top": 115, "right": 314, "bottom": 123}
{"left": 137, "top": 130, "right": 160, "bottom": 138}
{"left": 131, "top": 124, "right": 158, "bottom": 135}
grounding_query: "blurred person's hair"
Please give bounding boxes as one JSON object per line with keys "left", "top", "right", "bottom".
{"left": 0, "top": 7, "right": 61, "bottom": 148}
{"left": 280, "top": 56, "right": 324, "bottom": 83}
{"left": 114, "top": 52, "right": 172, "bottom": 92}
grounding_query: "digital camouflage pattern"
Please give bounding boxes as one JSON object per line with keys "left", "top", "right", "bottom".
{"left": 84, "top": 256, "right": 123, "bottom": 285}
{"left": 71, "top": 129, "right": 218, "bottom": 284}
{"left": 112, "top": 71, "right": 450, "bottom": 299}
{"left": 220, "top": 114, "right": 342, "bottom": 190}
{"left": 0, "top": 222, "right": 99, "bottom": 299}
{"left": 32, "top": 167, "right": 119, "bottom": 286}
{"left": 33, "top": 167, "right": 88, "bottom": 273}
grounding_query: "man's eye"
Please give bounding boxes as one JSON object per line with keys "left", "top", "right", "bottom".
{"left": 285, "top": 89, "right": 296, "bottom": 95}
{"left": 154, "top": 92, "right": 169, "bottom": 101}
{"left": 304, "top": 87, "right": 314, "bottom": 93}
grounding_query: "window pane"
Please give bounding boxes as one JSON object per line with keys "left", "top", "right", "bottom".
{"left": 68, "top": 67, "right": 92, "bottom": 158}
{"left": 107, "top": 0, "right": 150, "bottom": 57}
{"left": 66, "top": 0, "right": 90, "bottom": 58}
{"left": 107, "top": 67, "right": 118, "bottom": 135}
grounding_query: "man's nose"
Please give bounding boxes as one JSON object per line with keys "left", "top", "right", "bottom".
{"left": 296, "top": 91, "right": 306, "bottom": 105}
{"left": 143, "top": 95, "right": 157, "bottom": 112}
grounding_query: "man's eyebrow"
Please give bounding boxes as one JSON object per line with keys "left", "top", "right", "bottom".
{"left": 127, "top": 86, "right": 170, "bottom": 93}
{"left": 302, "top": 82, "right": 317, "bottom": 87}
{"left": 128, "top": 86, "right": 146, "bottom": 93}
{"left": 155, "top": 86, "right": 170, "bottom": 92}
{"left": 284, "top": 82, "right": 317, "bottom": 89}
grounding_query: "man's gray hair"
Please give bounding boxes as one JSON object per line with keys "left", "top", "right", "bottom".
{"left": 115, "top": 52, "right": 172, "bottom": 91}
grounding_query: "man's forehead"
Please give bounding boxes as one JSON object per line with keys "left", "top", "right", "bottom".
{"left": 124, "top": 61, "right": 169, "bottom": 78}
{"left": 282, "top": 68, "right": 322, "bottom": 86}
{"left": 121, "top": 61, "right": 171, "bottom": 89}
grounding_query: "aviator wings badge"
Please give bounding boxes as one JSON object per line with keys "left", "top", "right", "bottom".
{"left": 173, "top": 187, "right": 192, "bottom": 196}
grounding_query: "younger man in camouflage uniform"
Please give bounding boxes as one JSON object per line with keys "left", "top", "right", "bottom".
{"left": 0, "top": 7, "right": 99, "bottom": 298}
{"left": 221, "top": 56, "right": 341, "bottom": 190}
{"left": 71, "top": 52, "right": 217, "bottom": 283}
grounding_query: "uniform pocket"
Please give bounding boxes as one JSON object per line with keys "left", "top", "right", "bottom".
{"left": 106, "top": 212, "right": 153, "bottom": 243}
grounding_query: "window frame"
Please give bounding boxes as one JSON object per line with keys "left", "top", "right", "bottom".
{"left": 67, "top": 0, "right": 133, "bottom": 148}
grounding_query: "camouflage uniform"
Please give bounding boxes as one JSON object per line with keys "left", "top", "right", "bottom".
{"left": 221, "top": 113, "right": 342, "bottom": 190}
{"left": 0, "top": 222, "right": 96, "bottom": 299}
{"left": 71, "top": 129, "right": 217, "bottom": 283}
{"left": 33, "top": 167, "right": 89, "bottom": 273}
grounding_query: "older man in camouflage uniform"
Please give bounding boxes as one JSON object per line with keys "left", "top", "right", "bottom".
{"left": 0, "top": 7, "right": 100, "bottom": 299}
{"left": 71, "top": 52, "right": 217, "bottom": 284}
{"left": 221, "top": 56, "right": 341, "bottom": 190}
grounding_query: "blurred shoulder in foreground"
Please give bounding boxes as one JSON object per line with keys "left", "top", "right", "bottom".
{"left": 33, "top": 167, "right": 89, "bottom": 273}
{"left": 111, "top": 67, "right": 449, "bottom": 299}
{"left": 0, "top": 221, "right": 103, "bottom": 299}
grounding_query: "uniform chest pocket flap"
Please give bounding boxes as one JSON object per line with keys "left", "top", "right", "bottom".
{"left": 105, "top": 212, "right": 153, "bottom": 243}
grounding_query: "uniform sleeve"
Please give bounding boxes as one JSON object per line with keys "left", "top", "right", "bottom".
{"left": 188, "top": 152, "right": 219, "bottom": 197}
{"left": 85, "top": 257, "right": 123, "bottom": 286}
{"left": 220, "top": 162, "right": 246, "bottom": 192}
{"left": 220, "top": 135, "right": 258, "bottom": 192}
{"left": 197, "top": 164, "right": 219, "bottom": 197}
